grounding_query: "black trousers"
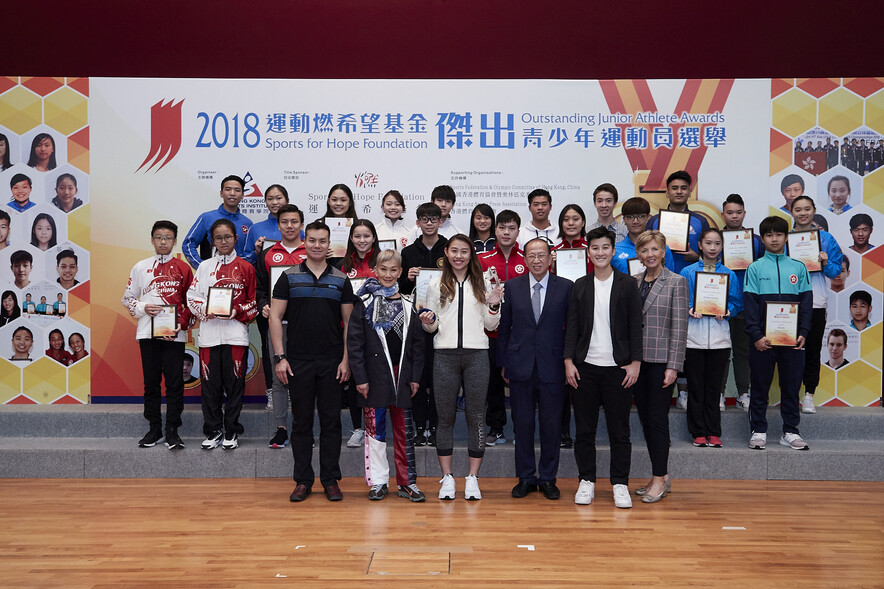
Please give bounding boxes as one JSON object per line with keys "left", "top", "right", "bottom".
{"left": 684, "top": 348, "right": 730, "bottom": 438}
{"left": 199, "top": 345, "right": 247, "bottom": 437}
{"left": 571, "top": 362, "right": 631, "bottom": 485}
{"left": 412, "top": 331, "right": 437, "bottom": 430}
{"left": 343, "top": 381, "right": 362, "bottom": 430}
{"left": 749, "top": 346, "right": 804, "bottom": 435}
{"left": 803, "top": 308, "right": 827, "bottom": 395}
{"left": 486, "top": 337, "right": 507, "bottom": 432}
{"left": 289, "top": 356, "right": 343, "bottom": 488}
{"left": 509, "top": 367, "right": 565, "bottom": 485}
{"left": 633, "top": 362, "right": 672, "bottom": 477}
{"left": 256, "top": 314, "right": 273, "bottom": 390}
{"left": 139, "top": 339, "right": 185, "bottom": 434}
{"left": 561, "top": 389, "right": 573, "bottom": 436}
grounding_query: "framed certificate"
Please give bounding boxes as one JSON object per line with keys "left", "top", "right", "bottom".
{"left": 787, "top": 230, "right": 821, "bottom": 272}
{"left": 627, "top": 257, "right": 645, "bottom": 277}
{"left": 722, "top": 229, "right": 755, "bottom": 271}
{"left": 765, "top": 301, "right": 799, "bottom": 346}
{"left": 151, "top": 305, "right": 178, "bottom": 338}
{"left": 262, "top": 239, "right": 278, "bottom": 251}
{"left": 378, "top": 239, "right": 397, "bottom": 251}
{"left": 270, "top": 265, "right": 294, "bottom": 293}
{"left": 350, "top": 277, "right": 368, "bottom": 294}
{"left": 414, "top": 268, "right": 442, "bottom": 311}
{"left": 326, "top": 217, "right": 353, "bottom": 258}
{"left": 693, "top": 272, "right": 730, "bottom": 317}
{"left": 26, "top": 302, "right": 35, "bottom": 314}
{"left": 57, "top": 302, "right": 67, "bottom": 316}
{"left": 206, "top": 286, "right": 234, "bottom": 317}
{"left": 556, "top": 248, "right": 587, "bottom": 283}
{"left": 658, "top": 210, "right": 691, "bottom": 252}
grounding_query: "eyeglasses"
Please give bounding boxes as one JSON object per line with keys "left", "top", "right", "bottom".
{"left": 526, "top": 254, "right": 549, "bottom": 260}
{"left": 623, "top": 214, "right": 648, "bottom": 221}
{"left": 213, "top": 235, "right": 236, "bottom": 242}
{"left": 419, "top": 216, "right": 441, "bottom": 224}
{"left": 152, "top": 236, "right": 174, "bottom": 242}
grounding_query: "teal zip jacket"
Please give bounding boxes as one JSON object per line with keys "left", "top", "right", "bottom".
{"left": 742, "top": 251, "right": 812, "bottom": 343}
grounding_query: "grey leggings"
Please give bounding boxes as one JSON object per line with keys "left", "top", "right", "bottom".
{"left": 433, "top": 349, "right": 489, "bottom": 458}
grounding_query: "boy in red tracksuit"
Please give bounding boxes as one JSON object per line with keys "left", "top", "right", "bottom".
{"left": 187, "top": 219, "right": 257, "bottom": 450}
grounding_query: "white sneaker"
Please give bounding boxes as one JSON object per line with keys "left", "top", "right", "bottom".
{"left": 748, "top": 431, "right": 767, "bottom": 450}
{"left": 464, "top": 474, "right": 482, "bottom": 501}
{"left": 222, "top": 432, "right": 238, "bottom": 450}
{"left": 719, "top": 394, "right": 726, "bottom": 412}
{"left": 801, "top": 393, "right": 816, "bottom": 414}
{"left": 780, "top": 432, "right": 810, "bottom": 450}
{"left": 265, "top": 388, "right": 273, "bottom": 411}
{"left": 438, "top": 474, "right": 456, "bottom": 500}
{"left": 574, "top": 480, "right": 595, "bottom": 505}
{"left": 347, "top": 429, "right": 365, "bottom": 448}
{"left": 201, "top": 430, "right": 223, "bottom": 450}
{"left": 737, "top": 393, "right": 750, "bottom": 412}
{"left": 676, "top": 390, "right": 688, "bottom": 410}
{"left": 613, "top": 484, "right": 632, "bottom": 509}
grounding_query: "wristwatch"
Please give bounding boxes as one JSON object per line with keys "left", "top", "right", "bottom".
{"left": 273, "top": 354, "right": 286, "bottom": 362}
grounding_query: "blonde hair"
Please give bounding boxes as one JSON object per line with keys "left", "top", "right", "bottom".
{"left": 634, "top": 230, "right": 666, "bottom": 252}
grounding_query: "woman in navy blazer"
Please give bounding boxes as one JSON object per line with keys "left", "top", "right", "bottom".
{"left": 632, "top": 230, "right": 688, "bottom": 503}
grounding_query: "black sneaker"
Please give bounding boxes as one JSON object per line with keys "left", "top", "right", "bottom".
{"left": 165, "top": 430, "right": 184, "bottom": 450}
{"left": 414, "top": 427, "right": 427, "bottom": 447}
{"left": 368, "top": 483, "right": 388, "bottom": 500}
{"left": 397, "top": 484, "right": 426, "bottom": 502}
{"left": 269, "top": 428, "right": 289, "bottom": 448}
{"left": 560, "top": 433, "right": 573, "bottom": 449}
{"left": 426, "top": 427, "right": 437, "bottom": 447}
{"left": 138, "top": 429, "right": 164, "bottom": 448}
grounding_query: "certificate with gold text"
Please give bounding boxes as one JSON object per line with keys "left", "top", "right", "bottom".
{"left": 765, "top": 302, "right": 799, "bottom": 346}
{"left": 722, "top": 229, "right": 755, "bottom": 271}
{"left": 658, "top": 210, "right": 690, "bottom": 253}
{"left": 787, "top": 230, "right": 821, "bottom": 272}
{"left": 693, "top": 272, "right": 730, "bottom": 317}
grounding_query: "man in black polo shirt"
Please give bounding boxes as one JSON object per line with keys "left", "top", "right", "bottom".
{"left": 270, "top": 221, "right": 355, "bottom": 503}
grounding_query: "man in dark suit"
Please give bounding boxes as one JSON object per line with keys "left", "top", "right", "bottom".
{"left": 564, "top": 226, "right": 643, "bottom": 509}
{"left": 498, "top": 238, "right": 573, "bottom": 500}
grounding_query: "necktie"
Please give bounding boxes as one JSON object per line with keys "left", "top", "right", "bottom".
{"left": 532, "top": 282, "right": 542, "bottom": 323}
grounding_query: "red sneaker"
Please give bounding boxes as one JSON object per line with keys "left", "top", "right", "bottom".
{"left": 707, "top": 436, "right": 723, "bottom": 447}
{"left": 692, "top": 437, "right": 708, "bottom": 447}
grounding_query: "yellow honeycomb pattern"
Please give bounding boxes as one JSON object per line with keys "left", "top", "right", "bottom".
{"left": 771, "top": 89, "right": 817, "bottom": 137}
{"left": 818, "top": 88, "right": 864, "bottom": 137}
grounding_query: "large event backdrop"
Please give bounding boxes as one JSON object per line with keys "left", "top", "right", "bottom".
{"left": 0, "top": 76, "right": 881, "bottom": 406}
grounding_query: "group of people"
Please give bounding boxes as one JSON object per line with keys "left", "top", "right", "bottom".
{"left": 795, "top": 136, "right": 884, "bottom": 175}
{"left": 121, "top": 168, "right": 867, "bottom": 507}
{"left": 7, "top": 324, "right": 86, "bottom": 364}
{"left": 0, "top": 132, "right": 59, "bottom": 174}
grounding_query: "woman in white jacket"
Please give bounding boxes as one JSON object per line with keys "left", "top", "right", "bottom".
{"left": 374, "top": 190, "right": 413, "bottom": 251}
{"left": 419, "top": 234, "right": 503, "bottom": 501}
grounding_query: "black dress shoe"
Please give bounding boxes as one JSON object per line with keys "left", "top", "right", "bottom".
{"left": 511, "top": 481, "right": 538, "bottom": 498}
{"left": 289, "top": 484, "right": 311, "bottom": 502}
{"left": 325, "top": 484, "right": 343, "bottom": 501}
{"left": 539, "top": 482, "right": 560, "bottom": 500}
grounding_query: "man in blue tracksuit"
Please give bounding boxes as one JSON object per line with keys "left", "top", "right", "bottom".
{"left": 743, "top": 216, "right": 812, "bottom": 451}
{"left": 645, "top": 170, "right": 710, "bottom": 274}
{"left": 182, "top": 175, "right": 253, "bottom": 269}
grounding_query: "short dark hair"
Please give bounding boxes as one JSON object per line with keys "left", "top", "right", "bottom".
{"left": 828, "top": 328, "right": 847, "bottom": 342}
{"left": 10, "top": 173, "right": 31, "bottom": 188}
{"left": 666, "top": 170, "right": 692, "bottom": 187}
{"left": 209, "top": 219, "right": 236, "bottom": 239}
{"left": 277, "top": 204, "right": 303, "bottom": 223}
{"left": 221, "top": 175, "right": 245, "bottom": 190}
{"left": 524, "top": 237, "right": 551, "bottom": 255}
{"left": 151, "top": 220, "right": 178, "bottom": 238}
{"left": 849, "top": 213, "right": 874, "bottom": 230}
{"left": 759, "top": 216, "right": 789, "bottom": 236}
{"left": 183, "top": 352, "right": 195, "bottom": 365}
{"left": 849, "top": 290, "right": 872, "bottom": 306}
{"left": 264, "top": 184, "right": 289, "bottom": 202}
{"left": 585, "top": 226, "right": 615, "bottom": 247}
{"left": 593, "top": 183, "right": 618, "bottom": 203}
{"left": 496, "top": 209, "right": 521, "bottom": 228}
{"left": 304, "top": 220, "right": 330, "bottom": 237}
{"left": 469, "top": 203, "right": 496, "bottom": 240}
{"left": 842, "top": 257, "right": 850, "bottom": 270}
{"left": 791, "top": 195, "right": 816, "bottom": 210}
{"left": 56, "top": 249, "right": 77, "bottom": 265}
{"left": 431, "top": 185, "right": 456, "bottom": 204}
{"left": 11, "top": 250, "right": 33, "bottom": 265}
{"left": 527, "top": 188, "right": 551, "bottom": 205}
{"left": 723, "top": 194, "right": 745, "bottom": 208}
{"left": 781, "top": 174, "right": 805, "bottom": 192}
{"left": 620, "top": 197, "right": 650, "bottom": 216}
{"left": 416, "top": 202, "right": 442, "bottom": 219}
{"left": 0, "top": 209, "right": 10, "bottom": 224}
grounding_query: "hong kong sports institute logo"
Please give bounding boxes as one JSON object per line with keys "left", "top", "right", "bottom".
{"left": 137, "top": 99, "right": 184, "bottom": 173}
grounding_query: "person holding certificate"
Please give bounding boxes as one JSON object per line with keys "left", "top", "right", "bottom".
{"left": 743, "top": 216, "right": 812, "bottom": 451}
{"left": 122, "top": 220, "right": 194, "bottom": 450}
{"left": 478, "top": 210, "right": 527, "bottom": 446}
{"left": 788, "top": 195, "right": 843, "bottom": 414}
{"left": 631, "top": 230, "right": 688, "bottom": 503}
{"left": 187, "top": 219, "right": 258, "bottom": 451}
{"left": 336, "top": 219, "right": 381, "bottom": 449}
{"left": 420, "top": 235, "right": 503, "bottom": 500}
{"left": 375, "top": 190, "right": 414, "bottom": 251}
{"left": 323, "top": 183, "right": 359, "bottom": 262}
{"left": 644, "top": 171, "right": 710, "bottom": 273}
{"left": 612, "top": 197, "right": 675, "bottom": 276}
{"left": 720, "top": 194, "right": 764, "bottom": 412}
{"left": 256, "top": 204, "right": 307, "bottom": 449}
{"left": 680, "top": 228, "right": 741, "bottom": 448}
{"left": 346, "top": 249, "right": 427, "bottom": 502}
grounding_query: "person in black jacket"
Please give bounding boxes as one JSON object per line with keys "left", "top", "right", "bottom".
{"left": 563, "top": 226, "right": 643, "bottom": 509}
{"left": 348, "top": 249, "right": 426, "bottom": 502}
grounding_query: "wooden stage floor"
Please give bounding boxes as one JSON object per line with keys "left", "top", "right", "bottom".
{"left": 2, "top": 478, "right": 882, "bottom": 588}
